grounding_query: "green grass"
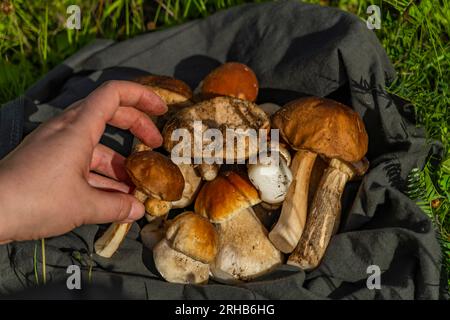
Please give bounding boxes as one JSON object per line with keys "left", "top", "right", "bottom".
{"left": 1, "top": 0, "right": 449, "bottom": 290}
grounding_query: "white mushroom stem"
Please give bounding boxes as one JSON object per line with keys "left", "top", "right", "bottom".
{"left": 153, "top": 239, "right": 210, "bottom": 284}
{"left": 94, "top": 189, "right": 147, "bottom": 258}
{"left": 258, "top": 103, "right": 281, "bottom": 117}
{"left": 197, "top": 163, "right": 220, "bottom": 181}
{"left": 211, "top": 207, "right": 282, "bottom": 282}
{"left": 248, "top": 144, "right": 292, "bottom": 206}
{"left": 145, "top": 197, "right": 172, "bottom": 216}
{"left": 268, "top": 150, "right": 317, "bottom": 253}
{"left": 288, "top": 158, "right": 355, "bottom": 269}
{"left": 248, "top": 158, "right": 292, "bottom": 204}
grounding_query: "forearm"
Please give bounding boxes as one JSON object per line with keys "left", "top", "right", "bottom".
{"left": 0, "top": 162, "right": 21, "bottom": 243}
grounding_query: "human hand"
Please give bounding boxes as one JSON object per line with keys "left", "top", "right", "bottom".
{"left": 0, "top": 81, "right": 167, "bottom": 243}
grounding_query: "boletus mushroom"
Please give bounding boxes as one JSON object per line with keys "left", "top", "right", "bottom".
{"left": 288, "top": 157, "right": 369, "bottom": 269}
{"left": 195, "top": 171, "right": 282, "bottom": 282}
{"left": 171, "top": 163, "right": 202, "bottom": 210}
{"left": 268, "top": 97, "right": 368, "bottom": 254}
{"left": 247, "top": 142, "right": 293, "bottom": 208}
{"left": 163, "top": 96, "right": 270, "bottom": 181}
{"left": 200, "top": 62, "right": 258, "bottom": 102}
{"left": 94, "top": 150, "right": 184, "bottom": 258}
{"left": 153, "top": 211, "right": 218, "bottom": 284}
{"left": 140, "top": 216, "right": 166, "bottom": 250}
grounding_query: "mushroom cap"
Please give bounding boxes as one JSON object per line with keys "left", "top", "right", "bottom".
{"left": 134, "top": 75, "right": 192, "bottom": 104}
{"left": 165, "top": 211, "right": 218, "bottom": 264}
{"left": 195, "top": 171, "right": 261, "bottom": 223}
{"left": 163, "top": 96, "right": 270, "bottom": 161}
{"left": 272, "top": 97, "right": 368, "bottom": 163}
{"left": 153, "top": 239, "right": 210, "bottom": 284}
{"left": 201, "top": 62, "right": 258, "bottom": 102}
{"left": 125, "top": 150, "right": 184, "bottom": 201}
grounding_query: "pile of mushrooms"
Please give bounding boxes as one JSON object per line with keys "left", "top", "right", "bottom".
{"left": 195, "top": 171, "right": 282, "bottom": 282}
{"left": 93, "top": 62, "right": 369, "bottom": 284}
{"left": 153, "top": 211, "right": 218, "bottom": 284}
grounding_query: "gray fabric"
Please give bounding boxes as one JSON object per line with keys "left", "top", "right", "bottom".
{"left": 0, "top": 1, "right": 446, "bottom": 299}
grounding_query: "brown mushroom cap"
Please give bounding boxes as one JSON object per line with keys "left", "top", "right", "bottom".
{"left": 163, "top": 96, "right": 270, "bottom": 161}
{"left": 272, "top": 97, "right": 368, "bottom": 162}
{"left": 165, "top": 211, "right": 218, "bottom": 264}
{"left": 201, "top": 62, "right": 258, "bottom": 102}
{"left": 195, "top": 171, "right": 261, "bottom": 223}
{"left": 125, "top": 150, "right": 184, "bottom": 201}
{"left": 134, "top": 75, "right": 193, "bottom": 104}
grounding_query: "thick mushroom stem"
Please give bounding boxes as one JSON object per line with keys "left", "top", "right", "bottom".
{"left": 94, "top": 189, "right": 147, "bottom": 258}
{"left": 211, "top": 207, "right": 282, "bottom": 282}
{"left": 287, "top": 158, "right": 354, "bottom": 269}
{"left": 144, "top": 197, "right": 172, "bottom": 217}
{"left": 268, "top": 150, "right": 317, "bottom": 253}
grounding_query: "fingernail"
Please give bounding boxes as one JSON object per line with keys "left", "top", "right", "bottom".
{"left": 146, "top": 92, "right": 167, "bottom": 113}
{"left": 127, "top": 200, "right": 144, "bottom": 221}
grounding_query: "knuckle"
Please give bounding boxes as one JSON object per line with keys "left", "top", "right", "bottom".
{"left": 115, "top": 194, "right": 132, "bottom": 221}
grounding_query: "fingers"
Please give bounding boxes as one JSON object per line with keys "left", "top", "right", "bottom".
{"left": 109, "top": 106, "right": 163, "bottom": 148}
{"left": 87, "top": 172, "right": 131, "bottom": 194}
{"left": 90, "top": 144, "right": 129, "bottom": 182}
{"left": 76, "top": 80, "right": 167, "bottom": 147}
{"left": 82, "top": 187, "right": 145, "bottom": 224}
{"left": 89, "top": 80, "right": 167, "bottom": 118}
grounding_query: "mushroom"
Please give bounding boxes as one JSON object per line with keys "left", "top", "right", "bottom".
{"left": 153, "top": 211, "right": 218, "bottom": 284}
{"left": 130, "top": 75, "right": 193, "bottom": 158}
{"left": 131, "top": 144, "right": 201, "bottom": 222}
{"left": 163, "top": 96, "right": 270, "bottom": 181}
{"left": 200, "top": 62, "right": 258, "bottom": 102}
{"left": 288, "top": 158, "right": 369, "bottom": 269}
{"left": 247, "top": 143, "right": 293, "bottom": 208}
{"left": 258, "top": 102, "right": 281, "bottom": 117}
{"left": 195, "top": 171, "right": 282, "bottom": 282}
{"left": 171, "top": 163, "right": 202, "bottom": 209}
{"left": 140, "top": 217, "right": 166, "bottom": 250}
{"left": 268, "top": 97, "right": 368, "bottom": 254}
{"left": 94, "top": 150, "right": 184, "bottom": 258}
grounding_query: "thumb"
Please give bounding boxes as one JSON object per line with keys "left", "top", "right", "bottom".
{"left": 83, "top": 188, "right": 145, "bottom": 224}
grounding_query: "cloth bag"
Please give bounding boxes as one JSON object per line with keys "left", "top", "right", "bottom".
{"left": 0, "top": 1, "right": 446, "bottom": 299}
